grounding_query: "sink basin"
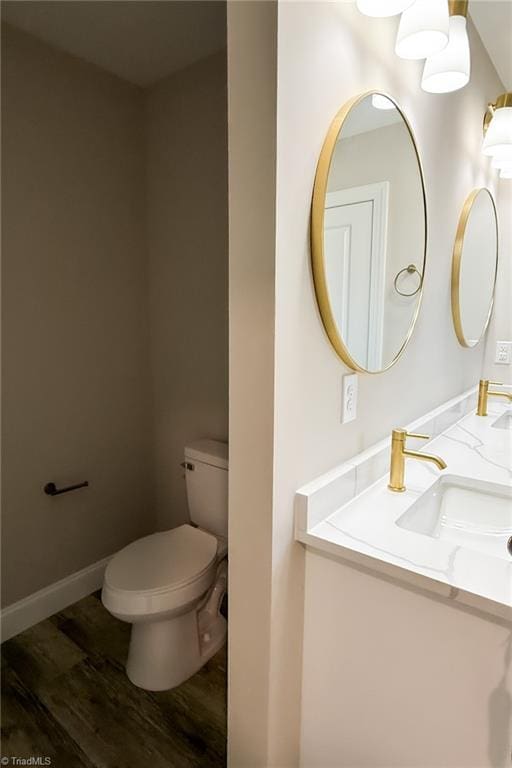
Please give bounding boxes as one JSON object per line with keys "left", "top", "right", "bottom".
{"left": 492, "top": 410, "right": 512, "bottom": 430}
{"left": 396, "top": 475, "right": 512, "bottom": 560}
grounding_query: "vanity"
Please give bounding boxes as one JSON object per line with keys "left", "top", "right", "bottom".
{"left": 296, "top": 391, "right": 511, "bottom": 768}
{"left": 296, "top": 388, "right": 511, "bottom": 621}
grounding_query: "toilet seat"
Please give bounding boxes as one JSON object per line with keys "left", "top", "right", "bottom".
{"left": 102, "top": 524, "right": 219, "bottom": 621}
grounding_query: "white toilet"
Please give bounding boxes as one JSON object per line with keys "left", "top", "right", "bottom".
{"left": 102, "top": 439, "right": 228, "bottom": 691}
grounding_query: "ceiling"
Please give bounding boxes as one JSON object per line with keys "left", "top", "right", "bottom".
{"left": 470, "top": 0, "right": 512, "bottom": 90}
{"left": 1, "top": 0, "right": 509, "bottom": 91}
{"left": 1, "top": 1, "right": 226, "bottom": 87}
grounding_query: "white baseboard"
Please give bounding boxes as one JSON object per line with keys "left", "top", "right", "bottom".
{"left": 1, "top": 556, "right": 111, "bottom": 642}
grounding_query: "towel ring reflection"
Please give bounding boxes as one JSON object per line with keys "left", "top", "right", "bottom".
{"left": 394, "top": 264, "right": 422, "bottom": 297}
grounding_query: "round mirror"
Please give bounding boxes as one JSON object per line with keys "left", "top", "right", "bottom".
{"left": 451, "top": 188, "right": 498, "bottom": 348}
{"left": 311, "top": 91, "right": 427, "bottom": 373}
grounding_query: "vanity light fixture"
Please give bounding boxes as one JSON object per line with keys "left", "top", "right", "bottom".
{"left": 421, "top": 1, "right": 470, "bottom": 93}
{"left": 498, "top": 160, "right": 512, "bottom": 179}
{"left": 371, "top": 93, "right": 396, "bottom": 110}
{"left": 492, "top": 157, "right": 512, "bottom": 180}
{"left": 483, "top": 93, "right": 512, "bottom": 172}
{"left": 395, "top": 0, "right": 450, "bottom": 60}
{"left": 356, "top": 0, "right": 415, "bottom": 17}
{"left": 492, "top": 156, "right": 512, "bottom": 170}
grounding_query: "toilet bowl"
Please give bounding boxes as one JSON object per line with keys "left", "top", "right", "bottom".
{"left": 102, "top": 439, "right": 228, "bottom": 691}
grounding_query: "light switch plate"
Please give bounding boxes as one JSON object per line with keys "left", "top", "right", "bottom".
{"left": 495, "top": 341, "right": 512, "bottom": 365}
{"left": 342, "top": 374, "right": 358, "bottom": 423}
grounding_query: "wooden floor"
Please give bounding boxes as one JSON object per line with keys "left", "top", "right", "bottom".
{"left": 1, "top": 593, "right": 227, "bottom": 768}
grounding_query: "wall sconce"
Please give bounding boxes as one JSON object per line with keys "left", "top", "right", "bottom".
{"left": 395, "top": 0, "right": 449, "bottom": 60}
{"left": 483, "top": 93, "right": 512, "bottom": 178}
{"left": 356, "top": 0, "right": 415, "bottom": 17}
{"left": 421, "top": 1, "right": 470, "bottom": 93}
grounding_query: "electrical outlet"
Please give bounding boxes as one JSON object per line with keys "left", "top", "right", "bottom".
{"left": 495, "top": 341, "right": 512, "bottom": 365}
{"left": 342, "top": 374, "right": 358, "bottom": 423}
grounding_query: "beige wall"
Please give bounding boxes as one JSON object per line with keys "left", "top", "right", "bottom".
{"left": 146, "top": 51, "right": 229, "bottom": 531}
{"left": 1, "top": 27, "right": 229, "bottom": 607}
{"left": 227, "top": 2, "right": 277, "bottom": 766}
{"left": 1, "top": 24, "right": 154, "bottom": 606}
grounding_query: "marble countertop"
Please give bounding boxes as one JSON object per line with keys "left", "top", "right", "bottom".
{"left": 296, "top": 398, "right": 512, "bottom": 621}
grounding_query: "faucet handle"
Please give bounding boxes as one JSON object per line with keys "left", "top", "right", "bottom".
{"left": 490, "top": 381, "right": 504, "bottom": 386}
{"left": 405, "top": 431, "right": 430, "bottom": 440}
{"left": 391, "top": 428, "right": 430, "bottom": 444}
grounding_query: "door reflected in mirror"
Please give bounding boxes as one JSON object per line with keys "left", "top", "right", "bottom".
{"left": 311, "top": 91, "right": 427, "bottom": 373}
{"left": 452, "top": 188, "right": 498, "bottom": 348}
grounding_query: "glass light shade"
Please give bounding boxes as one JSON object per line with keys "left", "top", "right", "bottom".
{"left": 396, "top": 0, "right": 449, "bottom": 60}
{"left": 371, "top": 94, "right": 396, "bottom": 110}
{"left": 356, "top": 0, "right": 416, "bottom": 17}
{"left": 493, "top": 158, "right": 512, "bottom": 178}
{"left": 482, "top": 107, "right": 512, "bottom": 157}
{"left": 492, "top": 156, "right": 512, "bottom": 171}
{"left": 488, "top": 147, "right": 512, "bottom": 164}
{"left": 421, "top": 16, "right": 470, "bottom": 93}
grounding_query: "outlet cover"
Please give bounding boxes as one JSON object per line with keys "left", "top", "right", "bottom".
{"left": 495, "top": 341, "right": 512, "bottom": 365}
{"left": 342, "top": 374, "right": 358, "bottom": 424}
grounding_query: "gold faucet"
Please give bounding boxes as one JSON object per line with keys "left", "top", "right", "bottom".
{"left": 388, "top": 429, "right": 447, "bottom": 493}
{"left": 477, "top": 379, "right": 512, "bottom": 416}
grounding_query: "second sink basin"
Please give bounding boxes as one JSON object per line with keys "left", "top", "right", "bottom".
{"left": 396, "top": 475, "right": 512, "bottom": 560}
{"left": 492, "top": 410, "right": 512, "bottom": 430}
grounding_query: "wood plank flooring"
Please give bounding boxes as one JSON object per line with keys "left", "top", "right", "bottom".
{"left": 1, "top": 593, "right": 227, "bottom": 768}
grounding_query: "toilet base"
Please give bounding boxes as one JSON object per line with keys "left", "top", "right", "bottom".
{"left": 125, "top": 561, "right": 228, "bottom": 691}
{"left": 126, "top": 610, "right": 227, "bottom": 691}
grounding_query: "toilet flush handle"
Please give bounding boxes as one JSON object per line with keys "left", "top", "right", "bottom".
{"left": 180, "top": 462, "right": 195, "bottom": 471}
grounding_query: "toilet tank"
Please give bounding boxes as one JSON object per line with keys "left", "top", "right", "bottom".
{"left": 184, "top": 440, "right": 228, "bottom": 538}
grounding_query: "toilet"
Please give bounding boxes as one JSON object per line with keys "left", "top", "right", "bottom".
{"left": 102, "top": 439, "right": 228, "bottom": 691}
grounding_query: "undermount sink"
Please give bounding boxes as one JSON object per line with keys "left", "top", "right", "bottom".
{"left": 396, "top": 475, "right": 512, "bottom": 560}
{"left": 492, "top": 410, "right": 512, "bottom": 430}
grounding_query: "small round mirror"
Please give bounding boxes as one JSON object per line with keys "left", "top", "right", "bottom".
{"left": 311, "top": 91, "right": 427, "bottom": 373}
{"left": 451, "top": 188, "right": 498, "bottom": 348}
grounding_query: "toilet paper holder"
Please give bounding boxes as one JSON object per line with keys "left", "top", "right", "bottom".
{"left": 44, "top": 480, "right": 89, "bottom": 496}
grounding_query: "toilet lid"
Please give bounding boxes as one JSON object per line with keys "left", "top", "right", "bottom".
{"left": 105, "top": 524, "right": 218, "bottom": 593}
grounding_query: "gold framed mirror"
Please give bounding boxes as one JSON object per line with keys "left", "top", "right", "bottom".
{"left": 311, "top": 91, "right": 427, "bottom": 374}
{"left": 451, "top": 188, "right": 498, "bottom": 348}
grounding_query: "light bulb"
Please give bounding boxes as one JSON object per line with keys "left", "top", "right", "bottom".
{"left": 371, "top": 94, "right": 396, "bottom": 110}
{"left": 483, "top": 107, "right": 512, "bottom": 158}
{"left": 421, "top": 15, "right": 469, "bottom": 93}
{"left": 396, "top": 0, "right": 449, "bottom": 60}
{"left": 356, "top": 0, "right": 416, "bottom": 17}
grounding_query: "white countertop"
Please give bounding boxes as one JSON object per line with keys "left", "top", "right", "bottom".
{"left": 296, "top": 399, "right": 512, "bottom": 621}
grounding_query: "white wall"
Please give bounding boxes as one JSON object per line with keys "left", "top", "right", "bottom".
{"left": 1, "top": 24, "right": 154, "bottom": 606}
{"left": 228, "top": 2, "right": 508, "bottom": 765}
{"left": 273, "top": 4, "right": 507, "bottom": 766}
{"left": 146, "top": 51, "right": 229, "bottom": 531}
